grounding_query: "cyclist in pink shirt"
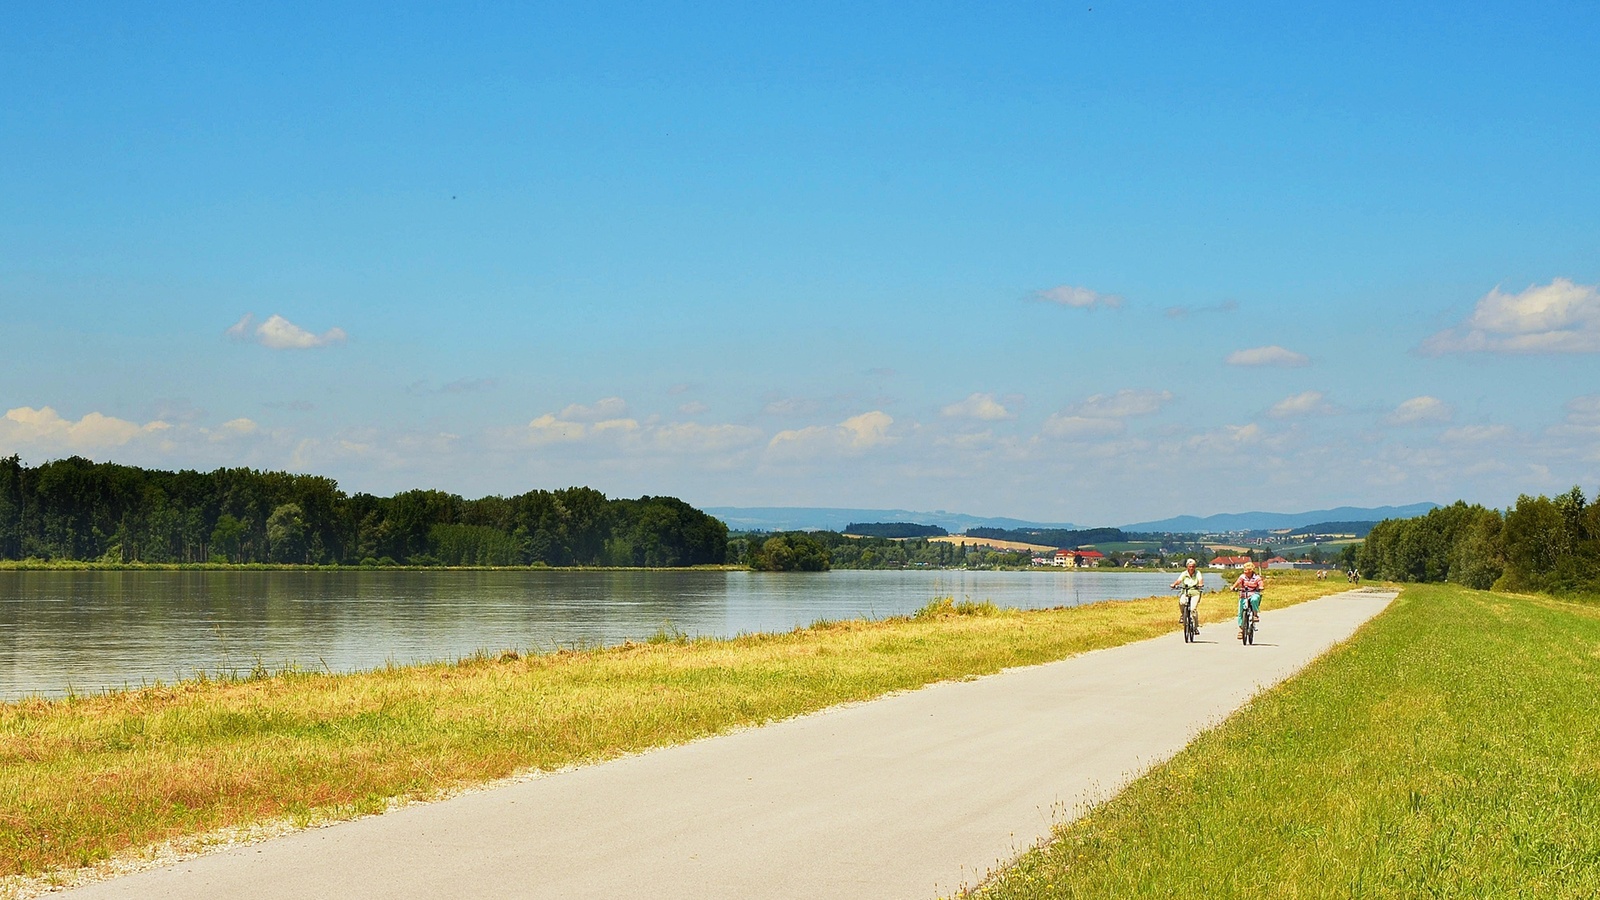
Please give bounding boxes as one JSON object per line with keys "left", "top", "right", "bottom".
{"left": 1232, "top": 561, "right": 1265, "bottom": 640}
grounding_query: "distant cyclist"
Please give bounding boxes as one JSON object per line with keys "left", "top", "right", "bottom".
{"left": 1171, "top": 558, "right": 1204, "bottom": 635}
{"left": 1233, "top": 561, "right": 1265, "bottom": 640}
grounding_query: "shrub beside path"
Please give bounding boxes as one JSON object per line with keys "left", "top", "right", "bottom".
{"left": 60, "top": 589, "right": 1395, "bottom": 900}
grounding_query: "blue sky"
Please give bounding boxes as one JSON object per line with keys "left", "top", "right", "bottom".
{"left": 3, "top": 2, "right": 1598, "bottom": 525}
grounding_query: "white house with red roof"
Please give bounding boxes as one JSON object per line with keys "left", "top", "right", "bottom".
{"left": 1210, "top": 555, "right": 1252, "bottom": 569}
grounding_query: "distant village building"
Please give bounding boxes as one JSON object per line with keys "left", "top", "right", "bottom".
{"left": 1210, "top": 555, "right": 1252, "bottom": 569}
{"left": 1264, "top": 556, "right": 1289, "bottom": 569}
{"left": 1037, "top": 549, "right": 1107, "bottom": 568}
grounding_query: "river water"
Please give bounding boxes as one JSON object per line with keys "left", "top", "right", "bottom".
{"left": 0, "top": 569, "right": 1180, "bottom": 700}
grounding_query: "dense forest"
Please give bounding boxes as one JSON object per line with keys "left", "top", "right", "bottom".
{"left": 730, "top": 530, "right": 1034, "bottom": 571}
{"left": 1356, "top": 488, "right": 1596, "bottom": 593}
{"left": 842, "top": 522, "right": 948, "bottom": 538}
{"left": 965, "top": 526, "right": 1128, "bottom": 547}
{"left": 0, "top": 456, "right": 727, "bottom": 567}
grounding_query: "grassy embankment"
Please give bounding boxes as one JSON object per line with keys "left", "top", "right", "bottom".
{"left": 971, "top": 583, "right": 1600, "bottom": 899}
{"left": 1, "top": 575, "right": 1343, "bottom": 883}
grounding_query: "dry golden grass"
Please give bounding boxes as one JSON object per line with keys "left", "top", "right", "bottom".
{"left": 0, "top": 574, "right": 1347, "bottom": 882}
{"left": 924, "top": 535, "right": 1061, "bottom": 552}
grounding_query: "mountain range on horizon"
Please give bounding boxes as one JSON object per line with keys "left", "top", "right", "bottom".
{"left": 705, "top": 503, "right": 1440, "bottom": 534}
{"left": 703, "top": 507, "right": 1080, "bottom": 534}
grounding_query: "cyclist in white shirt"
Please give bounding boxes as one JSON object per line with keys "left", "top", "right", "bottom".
{"left": 1171, "top": 558, "right": 1204, "bottom": 633}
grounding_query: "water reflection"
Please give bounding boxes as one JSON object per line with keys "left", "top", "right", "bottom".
{"left": 0, "top": 569, "right": 1178, "bottom": 700}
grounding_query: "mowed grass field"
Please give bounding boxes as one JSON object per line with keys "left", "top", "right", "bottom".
{"left": 0, "top": 575, "right": 1345, "bottom": 884}
{"left": 971, "top": 583, "right": 1600, "bottom": 899}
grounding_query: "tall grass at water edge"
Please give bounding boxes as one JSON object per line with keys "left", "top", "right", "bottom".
{"left": 0, "top": 575, "right": 1346, "bottom": 885}
{"left": 971, "top": 583, "right": 1600, "bottom": 899}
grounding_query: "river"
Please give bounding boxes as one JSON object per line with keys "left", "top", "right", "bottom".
{"left": 0, "top": 568, "right": 1181, "bottom": 700}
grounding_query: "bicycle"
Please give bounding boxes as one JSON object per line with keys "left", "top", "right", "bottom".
{"left": 1238, "top": 591, "right": 1259, "bottom": 646}
{"left": 1176, "top": 588, "right": 1199, "bottom": 643}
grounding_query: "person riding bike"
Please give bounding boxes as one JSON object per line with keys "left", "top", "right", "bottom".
{"left": 1171, "top": 558, "right": 1204, "bottom": 636}
{"left": 1232, "top": 561, "right": 1265, "bottom": 640}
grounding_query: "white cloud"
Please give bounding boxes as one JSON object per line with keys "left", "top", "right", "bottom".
{"left": 1182, "top": 422, "right": 1272, "bottom": 455}
{"left": 208, "top": 418, "right": 260, "bottom": 441}
{"left": 227, "top": 313, "right": 348, "bottom": 349}
{"left": 1041, "top": 414, "right": 1125, "bottom": 439}
{"left": 1073, "top": 389, "right": 1173, "bottom": 419}
{"left": 1440, "top": 424, "right": 1516, "bottom": 444}
{"left": 1385, "top": 396, "right": 1454, "bottom": 426}
{"left": 1267, "top": 391, "right": 1334, "bottom": 418}
{"left": 515, "top": 400, "right": 759, "bottom": 459}
{"left": 1033, "top": 285, "right": 1123, "bottom": 310}
{"left": 1, "top": 406, "right": 170, "bottom": 450}
{"left": 678, "top": 401, "right": 710, "bottom": 416}
{"left": 523, "top": 411, "right": 640, "bottom": 447}
{"left": 1421, "top": 278, "right": 1600, "bottom": 354}
{"left": 941, "top": 393, "right": 1013, "bottom": 421}
{"left": 559, "top": 397, "right": 628, "bottom": 422}
{"left": 761, "top": 397, "right": 823, "bottom": 417}
{"left": 1564, "top": 395, "right": 1600, "bottom": 425}
{"left": 767, "top": 411, "right": 896, "bottom": 460}
{"left": 652, "top": 422, "right": 762, "bottom": 454}
{"left": 1226, "top": 345, "right": 1310, "bottom": 367}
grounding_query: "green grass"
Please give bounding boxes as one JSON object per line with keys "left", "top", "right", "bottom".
{"left": 0, "top": 576, "right": 1345, "bottom": 883}
{"left": 970, "top": 583, "right": 1600, "bottom": 899}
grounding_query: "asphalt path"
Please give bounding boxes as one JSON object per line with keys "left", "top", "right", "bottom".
{"left": 63, "top": 588, "right": 1395, "bottom": 900}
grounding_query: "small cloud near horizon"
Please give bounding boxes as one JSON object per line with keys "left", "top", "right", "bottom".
{"left": 941, "top": 392, "right": 1013, "bottom": 421}
{"left": 559, "top": 397, "right": 628, "bottom": 422}
{"left": 1267, "top": 390, "right": 1334, "bottom": 418}
{"left": 1032, "top": 285, "right": 1123, "bottom": 310}
{"left": 767, "top": 411, "right": 895, "bottom": 460}
{"left": 227, "top": 313, "right": 347, "bottom": 350}
{"left": 1385, "top": 396, "right": 1454, "bottom": 426}
{"left": 1227, "top": 345, "right": 1310, "bottom": 367}
{"left": 1072, "top": 389, "right": 1173, "bottom": 419}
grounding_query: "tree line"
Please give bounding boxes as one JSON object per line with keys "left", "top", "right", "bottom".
{"left": 1356, "top": 488, "right": 1597, "bottom": 593}
{"left": 965, "top": 526, "right": 1128, "bottom": 547}
{"left": 731, "top": 530, "right": 1035, "bottom": 571}
{"left": 0, "top": 455, "right": 727, "bottom": 567}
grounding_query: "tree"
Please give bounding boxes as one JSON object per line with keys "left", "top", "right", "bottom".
{"left": 209, "top": 512, "right": 246, "bottom": 560}
{"left": 748, "top": 533, "right": 831, "bottom": 571}
{"left": 266, "top": 503, "right": 308, "bottom": 563}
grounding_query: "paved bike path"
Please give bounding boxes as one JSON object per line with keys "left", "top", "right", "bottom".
{"left": 65, "top": 589, "right": 1396, "bottom": 900}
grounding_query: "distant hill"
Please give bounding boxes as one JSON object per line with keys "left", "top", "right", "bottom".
{"left": 966, "top": 526, "right": 1127, "bottom": 548}
{"left": 706, "top": 507, "right": 1078, "bottom": 533}
{"left": 1122, "top": 503, "right": 1438, "bottom": 534}
{"left": 843, "top": 522, "right": 949, "bottom": 539}
{"left": 1291, "top": 521, "right": 1380, "bottom": 538}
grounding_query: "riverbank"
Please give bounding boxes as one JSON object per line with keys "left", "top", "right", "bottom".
{"left": 1, "top": 575, "right": 1346, "bottom": 888}
{"left": 969, "top": 583, "right": 1600, "bottom": 898}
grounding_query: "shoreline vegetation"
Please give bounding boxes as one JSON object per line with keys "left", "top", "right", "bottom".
{"left": 969, "top": 582, "right": 1600, "bottom": 898}
{"left": 1, "top": 575, "right": 1348, "bottom": 888}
